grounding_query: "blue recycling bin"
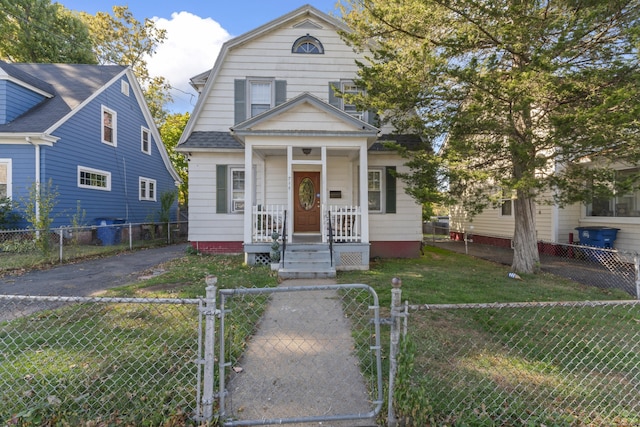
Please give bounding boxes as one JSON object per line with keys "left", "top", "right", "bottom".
{"left": 95, "top": 217, "right": 126, "bottom": 246}
{"left": 575, "top": 226, "right": 620, "bottom": 249}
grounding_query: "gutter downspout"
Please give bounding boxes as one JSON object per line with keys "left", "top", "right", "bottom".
{"left": 26, "top": 137, "right": 41, "bottom": 225}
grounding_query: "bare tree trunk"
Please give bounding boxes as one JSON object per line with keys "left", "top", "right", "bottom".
{"left": 512, "top": 193, "right": 540, "bottom": 274}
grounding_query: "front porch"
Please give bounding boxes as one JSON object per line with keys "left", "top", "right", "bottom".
{"left": 245, "top": 204, "right": 370, "bottom": 274}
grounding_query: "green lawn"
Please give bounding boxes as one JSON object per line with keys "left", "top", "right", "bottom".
{"left": 2, "top": 247, "right": 637, "bottom": 426}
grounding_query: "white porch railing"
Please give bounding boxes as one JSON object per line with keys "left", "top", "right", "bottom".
{"left": 324, "top": 205, "right": 362, "bottom": 243}
{"left": 252, "top": 205, "right": 286, "bottom": 243}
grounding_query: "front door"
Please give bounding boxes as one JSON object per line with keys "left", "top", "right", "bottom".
{"left": 294, "top": 171, "right": 320, "bottom": 232}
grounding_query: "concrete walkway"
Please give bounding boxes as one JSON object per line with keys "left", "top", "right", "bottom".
{"left": 222, "top": 279, "right": 378, "bottom": 426}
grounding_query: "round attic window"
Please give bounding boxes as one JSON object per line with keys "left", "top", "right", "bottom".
{"left": 292, "top": 34, "right": 324, "bottom": 54}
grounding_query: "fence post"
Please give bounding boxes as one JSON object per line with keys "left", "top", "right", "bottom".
{"left": 387, "top": 277, "right": 402, "bottom": 427}
{"left": 201, "top": 276, "right": 218, "bottom": 421}
{"left": 58, "top": 228, "right": 63, "bottom": 263}
{"left": 635, "top": 254, "right": 640, "bottom": 301}
{"left": 128, "top": 223, "right": 133, "bottom": 250}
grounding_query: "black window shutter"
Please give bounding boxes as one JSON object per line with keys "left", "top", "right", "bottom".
{"left": 328, "top": 81, "right": 341, "bottom": 109}
{"left": 275, "top": 80, "right": 287, "bottom": 106}
{"left": 385, "top": 166, "right": 396, "bottom": 214}
{"left": 234, "top": 79, "right": 246, "bottom": 124}
{"left": 216, "top": 165, "right": 228, "bottom": 213}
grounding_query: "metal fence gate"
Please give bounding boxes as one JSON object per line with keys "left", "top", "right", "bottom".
{"left": 212, "top": 283, "right": 384, "bottom": 426}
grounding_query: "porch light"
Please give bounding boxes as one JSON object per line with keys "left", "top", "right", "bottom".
{"left": 302, "top": 148, "right": 312, "bottom": 155}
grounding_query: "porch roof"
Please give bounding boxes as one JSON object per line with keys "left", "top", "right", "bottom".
{"left": 177, "top": 130, "right": 424, "bottom": 151}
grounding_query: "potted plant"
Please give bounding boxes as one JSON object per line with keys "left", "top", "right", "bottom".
{"left": 270, "top": 231, "right": 281, "bottom": 270}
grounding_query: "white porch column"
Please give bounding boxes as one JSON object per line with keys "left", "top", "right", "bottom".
{"left": 286, "top": 145, "right": 293, "bottom": 244}
{"left": 243, "top": 143, "right": 254, "bottom": 245}
{"left": 359, "top": 144, "right": 369, "bottom": 243}
{"left": 321, "top": 146, "right": 328, "bottom": 243}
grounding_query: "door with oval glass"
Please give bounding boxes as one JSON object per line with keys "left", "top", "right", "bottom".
{"left": 293, "top": 171, "right": 320, "bottom": 232}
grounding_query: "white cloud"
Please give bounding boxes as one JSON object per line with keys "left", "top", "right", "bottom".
{"left": 147, "top": 12, "right": 231, "bottom": 113}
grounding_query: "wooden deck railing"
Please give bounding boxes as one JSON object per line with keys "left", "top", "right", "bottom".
{"left": 324, "top": 205, "right": 361, "bottom": 243}
{"left": 252, "top": 205, "right": 285, "bottom": 242}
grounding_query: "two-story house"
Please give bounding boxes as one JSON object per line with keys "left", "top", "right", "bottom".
{"left": 177, "top": 4, "right": 423, "bottom": 276}
{"left": 0, "top": 61, "right": 181, "bottom": 230}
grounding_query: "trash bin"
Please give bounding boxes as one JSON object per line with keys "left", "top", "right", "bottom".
{"left": 95, "top": 217, "right": 126, "bottom": 246}
{"left": 575, "top": 226, "right": 620, "bottom": 249}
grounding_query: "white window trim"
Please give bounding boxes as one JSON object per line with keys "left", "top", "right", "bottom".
{"left": 78, "top": 166, "right": 111, "bottom": 191}
{"left": 101, "top": 105, "right": 117, "bottom": 146}
{"left": 247, "top": 78, "right": 275, "bottom": 118}
{"left": 368, "top": 168, "right": 384, "bottom": 214}
{"left": 230, "top": 167, "right": 245, "bottom": 213}
{"left": 0, "top": 158, "right": 12, "bottom": 199}
{"left": 341, "top": 80, "right": 367, "bottom": 122}
{"left": 139, "top": 177, "right": 157, "bottom": 201}
{"left": 141, "top": 127, "right": 151, "bottom": 155}
{"left": 500, "top": 199, "right": 513, "bottom": 217}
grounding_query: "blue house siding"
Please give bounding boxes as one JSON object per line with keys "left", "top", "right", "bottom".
{"left": 0, "top": 81, "right": 46, "bottom": 124}
{"left": 39, "top": 76, "right": 177, "bottom": 228}
{"left": 0, "top": 144, "right": 36, "bottom": 228}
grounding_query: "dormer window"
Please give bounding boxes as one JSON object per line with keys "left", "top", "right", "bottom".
{"left": 292, "top": 34, "right": 324, "bottom": 54}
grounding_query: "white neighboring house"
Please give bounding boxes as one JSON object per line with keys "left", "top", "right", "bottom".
{"left": 177, "top": 5, "right": 423, "bottom": 276}
{"left": 450, "top": 162, "right": 640, "bottom": 254}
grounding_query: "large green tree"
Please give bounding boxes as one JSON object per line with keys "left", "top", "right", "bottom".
{"left": 0, "top": 0, "right": 95, "bottom": 63}
{"left": 79, "top": 6, "right": 172, "bottom": 125}
{"left": 159, "top": 112, "right": 189, "bottom": 205}
{"left": 341, "top": 0, "right": 640, "bottom": 273}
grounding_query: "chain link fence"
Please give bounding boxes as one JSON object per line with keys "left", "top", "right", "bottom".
{"left": 0, "top": 295, "right": 202, "bottom": 425}
{"left": 0, "top": 221, "right": 188, "bottom": 274}
{"left": 538, "top": 240, "right": 639, "bottom": 298}
{"left": 387, "top": 296, "right": 640, "bottom": 426}
{"left": 431, "top": 238, "right": 640, "bottom": 299}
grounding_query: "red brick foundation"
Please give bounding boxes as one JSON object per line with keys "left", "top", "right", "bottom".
{"left": 370, "top": 241, "right": 421, "bottom": 258}
{"left": 191, "top": 241, "right": 243, "bottom": 254}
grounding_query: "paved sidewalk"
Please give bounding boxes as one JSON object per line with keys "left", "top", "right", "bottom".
{"left": 222, "top": 279, "right": 378, "bottom": 426}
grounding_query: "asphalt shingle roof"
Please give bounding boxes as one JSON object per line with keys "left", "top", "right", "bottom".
{"left": 0, "top": 62, "right": 125, "bottom": 133}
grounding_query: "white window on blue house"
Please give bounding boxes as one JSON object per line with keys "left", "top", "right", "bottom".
{"left": 139, "top": 177, "right": 156, "bottom": 201}
{"left": 78, "top": 166, "right": 111, "bottom": 191}
{"left": 0, "top": 159, "right": 11, "bottom": 198}
{"left": 101, "top": 106, "right": 117, "bottom": 146}
{"left": 141, "top": 127, "right": 151, "bottom": 154}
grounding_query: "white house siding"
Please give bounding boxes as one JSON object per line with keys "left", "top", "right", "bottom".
{"left": 368, "top": 154, "right": 422, "bottom": 242}
{"left": 187, "top": 152, "right": 245, "bottom": 241}
{"left": 252, "top": 104, "right": 355, "bottom": 132}
{"left": 193, "top": 18, "right": 367, "bottom": 133}
{"left": 557, "top": 203, "right": 581, "bottom": 243}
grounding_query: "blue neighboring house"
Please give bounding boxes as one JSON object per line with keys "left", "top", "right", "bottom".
{"left": 0, "top": 61, "right": 181, "bottom": 229}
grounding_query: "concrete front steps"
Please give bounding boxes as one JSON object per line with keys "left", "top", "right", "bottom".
{"left": 278, "top": 243, "right": 336, "bottom": 279}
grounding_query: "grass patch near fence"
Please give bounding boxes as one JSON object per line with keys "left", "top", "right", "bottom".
{"left": 339, "top": 246, "right": 638, "bottom": 426}
{"left": 2, "top": 247, "right": 637, "bottom": 426}
{"left": 1, "top": 254, "right": 278, "bottom": 426}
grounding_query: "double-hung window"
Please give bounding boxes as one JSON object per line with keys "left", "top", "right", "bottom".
{"left": 0, "top": 159, "right": 11, "bottom": 198}
{"left": 329, "top": 81, "right": 369, "bottom": 123}
{"left": 368, "top": 169, "right": 383, "bottom": 212}
{"left": 231, "top": 168, "right": 245, "bottom": 213}
{"left": 101, "top": 106, "right": 117, "bottom": 146}
{"left": 139, "top": 177, "right": 156, "bottom": 201}
{"left": 78, "top": 166, "right": 111, "bottom": 191}
{"left": 141, "top": 127, "right": 151, "bottom": 154}
{"left": 588, "top": 168, "right": 640, "bottom": 217}
{"left": 249, "top": 80, "right": 273, "bottom": 117}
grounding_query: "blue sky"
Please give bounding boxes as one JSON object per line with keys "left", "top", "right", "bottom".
{"left": 58, "top": 1, "right": 344, "bottom": 113}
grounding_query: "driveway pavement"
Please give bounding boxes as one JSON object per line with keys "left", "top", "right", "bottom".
{"left": 0, "top": 244, "right": 189, "bottom": 296}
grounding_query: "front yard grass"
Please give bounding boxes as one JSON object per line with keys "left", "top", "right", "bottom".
{"left": 2, "top": 247, "right": 637, "bottom": 426}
